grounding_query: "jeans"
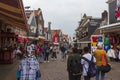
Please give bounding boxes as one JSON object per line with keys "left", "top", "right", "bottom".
{"left": 52, "top": 52, "right": 57, "bottom": 59}
{"left": 95, "top": 66, "right": 105, "bottom": 80}
{"left": 61, "top": 52, "right": 65, "bottom": 60}
{"left": 44, "top": 52, "right": 49, "bottom": 61}
{"left": 39, "top": 53, "right": 44, "bottom": 62}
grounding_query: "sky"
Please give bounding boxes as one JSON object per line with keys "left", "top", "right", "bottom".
{"left": 23, "top": 0, "right": 108, "bottom": 38}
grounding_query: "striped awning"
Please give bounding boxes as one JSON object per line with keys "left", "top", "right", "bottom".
{"left": 0, "top": 0, "right": 28, "bottom": 31}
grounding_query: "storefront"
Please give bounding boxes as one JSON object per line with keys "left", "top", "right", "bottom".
{"left": 0, "top": 0, "right": 28, "bottom": 64}
{"left": 99, "top": 22, "right": 120, "bottom": 52}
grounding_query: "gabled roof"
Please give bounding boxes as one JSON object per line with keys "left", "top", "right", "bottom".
{"left": 27, "top": 11, "right": 37, "bottom": 36}
{"left": 62, "top": 34, "right": 69, "bottom": 40}
{"left": 25, "top": 9, "right": 43, "bottom": 20}
{"left": 0, "top": 0, "right": 28, "bottom": 31}
{"left": 92, "top": 29, "right": 100, "bottom": 35}
{"left": 76, "top": 14, "right": 92, "bottom": 31}
{"left": 26, "top": 10, "right": 38, "bottom": 18}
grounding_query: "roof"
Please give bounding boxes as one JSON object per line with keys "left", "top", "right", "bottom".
{"left": 0, "top": 0, "right": 28, "bottom": 31}
{"left": 62, "top": 34, "right": 68, "bottom": 40}
{"left": 25, "top": 9, "right": 41, "bottom": 18}
{"left": 93, "top": 29, "right": 101, "bottom": 35}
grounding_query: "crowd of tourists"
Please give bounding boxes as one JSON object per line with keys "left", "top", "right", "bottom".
{"left": 14, "top": 41, "right": 113, "bottom": 80}
{"left": 67, "top": 43, "right": 111, "bottom": 80}
{"left": 15, "top": 42, "right": 69, "bottom": 80}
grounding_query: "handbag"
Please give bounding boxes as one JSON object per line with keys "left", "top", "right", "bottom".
{"left": 100, "top": 51, "right": 111, "bottom": 73}
{"left": 16, "top": 70, "right": 21, "bottom": 79}
{"left": 100, "top": 63, "right": 111, "bottom": 73}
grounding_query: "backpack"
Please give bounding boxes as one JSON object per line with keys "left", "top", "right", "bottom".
{"left": 69, "top": 55, "right": 83, "bottom": 76}
{"left": 82, "top": 56, "right": 96, "bottom": 77}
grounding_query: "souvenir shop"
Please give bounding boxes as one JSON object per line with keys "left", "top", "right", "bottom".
{"left": 0, "top": 0, "right": 28, "bottom": 64}
{"left": 0, "top": 22, "right": 18, "bottom": 64}
{"left": 99, "top": 23, "right": 120, "bottom": 60}
{"left": 0, "top": 22, "right": 28, "bottom": 64}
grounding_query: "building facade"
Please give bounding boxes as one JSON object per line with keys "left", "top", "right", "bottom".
{"left": 76, "top": 14, "right": 102, "bottom": 41}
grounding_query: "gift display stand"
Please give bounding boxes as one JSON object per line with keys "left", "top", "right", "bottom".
{"left": 0, "top": 32, "right": 17, "bottom": 64}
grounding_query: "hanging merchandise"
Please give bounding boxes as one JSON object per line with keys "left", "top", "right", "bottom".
{"left": 17, "top": 37, "right": 23, "bottom": 43}
{"left": 91, "top": 35, "right": 103, "bottom": 52}
{"left": 109, "top": 35, "right": 114, "bottom": 45}
{"left": 91, "top": 36, "right": 98, "bottom": 42}
{"left": 92, "top": 42, "right": 97, "bottom": 46}
{"left": 98, "top": 37, "right": 102, "bottom": 42}
{"left": 104, "top": 37, "right": 110, "bottom": 45}
{"left": 104, "top": 44, "right": 110, "bottom": 52}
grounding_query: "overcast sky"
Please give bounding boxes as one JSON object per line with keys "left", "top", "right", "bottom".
{"left": 23, "top": 0, "right": 108, "bottom": 37}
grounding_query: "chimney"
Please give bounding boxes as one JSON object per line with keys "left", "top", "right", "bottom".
{"left": 48, "top": 22, "right": 51, "bottom": 33}
{"left": 102, "top": 10, "right": 108, "bottom": 21}
{"left": 48, "top": 22, "right": 52, "bottom": 41}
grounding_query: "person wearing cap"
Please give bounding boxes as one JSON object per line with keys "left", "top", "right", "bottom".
{"left": 16, "top": 51, "right": 41, "bottom": 80}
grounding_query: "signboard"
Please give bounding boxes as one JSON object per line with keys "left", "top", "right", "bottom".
{"left": 90, "top": 19, "right": 98, "bottom": 26}
{"left": 115, "top": 0, "right": 120, "bottom": 20}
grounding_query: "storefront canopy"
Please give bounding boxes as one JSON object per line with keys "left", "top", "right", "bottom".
{"left": 99, "top": 22, "right": 120, "bottom": 33}
{"left": 99, "top": 22, "right": 120, "bottom": 29}
{"left": 0, "top": 0, "right": 28, "bottom": 31}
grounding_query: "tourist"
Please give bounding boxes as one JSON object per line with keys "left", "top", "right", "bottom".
{"left": 16, "top": 50, "right": 41, "bottom": 80}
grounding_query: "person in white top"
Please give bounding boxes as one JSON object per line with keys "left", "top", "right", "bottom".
{"left": 107, "top": 46, "right": 116, "bottom": 61}
{"left": 81, "top": 47, "right": 96, "bottom": 80}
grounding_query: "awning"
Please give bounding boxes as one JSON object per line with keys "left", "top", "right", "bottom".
{"left": 17, "top": 36, "right": 23, "bottom": 43}
{"left": 24, "top": 38, "right": 29, "bottom": 43}
{"left": 98, "top": 22, "right": 120, "bottom": 33}
{"left": 28, "top": 36, "right": 39, "bottom": 40}
{"left": 99, "top": 22, "right": 120, "bottom": 30}
{"left": 0, "top": 0, "right": 28, "bottom": 31}
{"left": 38, "top": 36, "right": 45, "bottom": 40}
{"left": 73, "top": 41, "right": 91, "bottom": 44}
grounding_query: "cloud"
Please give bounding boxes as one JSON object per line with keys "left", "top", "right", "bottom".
{"left": 23, "top": 0, "right": 108, "bottom": 37}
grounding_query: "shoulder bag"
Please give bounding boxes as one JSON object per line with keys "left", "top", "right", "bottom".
{"left": 100, "top": 50, "right": 111, "bottom": 73}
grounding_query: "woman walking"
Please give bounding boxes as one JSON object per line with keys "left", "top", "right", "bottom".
{"left": 93, "top": 44, "right": 108, "bottom": 80}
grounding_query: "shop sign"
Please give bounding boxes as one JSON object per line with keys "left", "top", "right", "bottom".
{"left": 115, "top": 0, "right": 120, "bottom": 20}
{"left": 90, "top": 19, "right": 98, "bottom": 26}
{"left": 53, "top": 34, "right": 59, "bottom": 43}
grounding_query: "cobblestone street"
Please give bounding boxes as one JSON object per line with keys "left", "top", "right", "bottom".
{"left": 40, "top": 54, "right": 68, "bottom": 80}
{"left": 0, "top": 53, "right": 120, "bottom": 80}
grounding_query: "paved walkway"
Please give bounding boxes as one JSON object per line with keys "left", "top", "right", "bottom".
{"left": 0, "top": 53, "right": 120, "bottom": 80}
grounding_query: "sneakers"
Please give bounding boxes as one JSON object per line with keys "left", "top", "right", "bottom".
{"left": 54, "top": 59, "right": 57, "bottom": 60}
{"left": 44, "top": 61, "right": 50, "bottom": 63}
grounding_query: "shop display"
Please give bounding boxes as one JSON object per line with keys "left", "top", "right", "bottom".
{"left": 91, "top": 35, "right": 103, "bottom": 52}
